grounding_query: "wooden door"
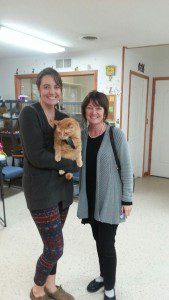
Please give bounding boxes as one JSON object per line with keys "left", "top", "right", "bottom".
{"left": 151, "top": 80, "right": 169, "bottom": 177}
{"left": 127, "top": 71, "right": 149, "bottom": 178}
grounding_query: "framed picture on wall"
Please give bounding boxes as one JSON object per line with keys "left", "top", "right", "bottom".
{"left": 106, "top": 65, "right": 116, "bottom": 76}
{"left": 107, "top": 95, "right": 116, "bottom": 123}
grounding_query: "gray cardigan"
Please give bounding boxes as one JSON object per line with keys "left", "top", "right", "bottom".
{"left": 77, "top": 125, "right": 133, "bottom": 225}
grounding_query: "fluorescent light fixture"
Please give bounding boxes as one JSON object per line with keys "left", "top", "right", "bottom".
{"left": 0, "top": 25, "right": 65, "bottom": 54}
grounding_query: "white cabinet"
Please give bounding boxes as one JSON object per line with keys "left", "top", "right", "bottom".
{"left": 62, "top": 82, "right": 87, "bottom": 115}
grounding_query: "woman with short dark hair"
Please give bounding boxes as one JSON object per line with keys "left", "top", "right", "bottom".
{"left": 78, "top": 90, "right": 133, "bottom": 300}
{"left": 81, "top": 90, "right": 109, "bottom": 121}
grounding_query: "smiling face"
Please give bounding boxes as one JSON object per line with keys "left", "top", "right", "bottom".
{"left": 38, "top": 75, "right": 62, "bottom": 107}
{"left": 85, "top": 100, "right": 105, "bottom": 126}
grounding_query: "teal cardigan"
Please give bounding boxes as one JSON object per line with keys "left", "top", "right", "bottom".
{"left": 77, "top": 125, "right": 133, "bottom": 225}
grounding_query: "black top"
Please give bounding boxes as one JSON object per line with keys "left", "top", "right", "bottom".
{"left": 85, "top": 132, "right": 105, "bottom": 222}
{"left": 19, "top": 102, "right": 77, "bottom": 211}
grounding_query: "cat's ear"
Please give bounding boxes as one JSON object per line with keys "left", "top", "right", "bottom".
{"left": 53, "top": 120, "right": 60, "bottom": 126}
{"left": 67, "top": 122, "right": 74, "bottom": 128}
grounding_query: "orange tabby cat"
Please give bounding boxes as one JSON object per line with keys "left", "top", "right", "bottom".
{"left": 53, "top": 117, "right": 82, "bottom": 180}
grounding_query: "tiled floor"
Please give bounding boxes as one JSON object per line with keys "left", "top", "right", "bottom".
{"left": 0, "top": 176, "right": 169, "bottom": 299}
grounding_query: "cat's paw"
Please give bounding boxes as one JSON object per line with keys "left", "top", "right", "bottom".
{"left": 65, "top": 173, "right": 73, "bottom": 180}
{"left": 76, "top": 159, "right": 83, "bottom": 167}
{"left": 55, "top": 154, "right": 61, "bottom": 162}
{"left": 59, "top": 170, "right": 65, "bottom": 175}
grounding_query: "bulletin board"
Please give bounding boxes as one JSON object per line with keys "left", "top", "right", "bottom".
{"left": 107, "top": 95, "right": 116, "bottom": 122}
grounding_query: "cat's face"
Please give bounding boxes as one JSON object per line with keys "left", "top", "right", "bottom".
{"left": 54, "top": 117, "right": 80, "bottom": 139}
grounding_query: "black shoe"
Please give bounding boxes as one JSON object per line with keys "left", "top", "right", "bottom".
{"left": 87, "top": 279, "right": 104, "bottom": 293}
{"left": 104, "top": 293, "right": 116, "bottom": 300}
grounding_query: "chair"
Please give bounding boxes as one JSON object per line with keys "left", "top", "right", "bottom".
{"left": 0, "top": 158, "right": 23, "bottom": 227}
{"left": 11, "top": 149, "right": 24, "bottom": 167}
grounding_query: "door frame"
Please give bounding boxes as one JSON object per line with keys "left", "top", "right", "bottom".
{"left": 120, "top": 46, "right": 126, "bottom": 128}
{"left": 148, "top": 77, "right": 169, "bottom": 175}
{"left": 127, "top": 70, "right": 149, "bottom": 177}
{"left": 14, "top": 70, "right": 98, "bottom": 100}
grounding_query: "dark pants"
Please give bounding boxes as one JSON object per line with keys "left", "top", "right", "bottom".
{"left": 91, "top": 220, "right": 118, "bottom": 290}
{"left": 31, "top": 202, "right": 69, "bottom": 286}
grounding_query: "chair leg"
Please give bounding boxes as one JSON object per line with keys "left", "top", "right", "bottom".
{"left": 1, "top": 199, "right": 6, "bottom": 227}
{"left": 8, "top": 179, "right": 11, "bottom": 188}
{"left": 0, "top": 180, "right": 7, "bottom": 227}
{"left": 0, "top": 196, "right": 7, "bottom": 227}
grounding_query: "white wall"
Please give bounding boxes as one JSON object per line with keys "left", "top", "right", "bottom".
{"left": 0, "top": 46, "right": 156, "bottom": 175}
{"left": 0, "top": 47, "right": 123, "bottom": 129}
{"left": 1, "top": 45, "right": 169, "bottom": 175}
{"left": 149, "top": 45, "right": 169, "bottom": 76}
{"left": 0, "top": 47, "right": 122, "bottom": 107}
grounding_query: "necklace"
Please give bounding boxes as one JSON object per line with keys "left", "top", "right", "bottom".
{"left": 45, "top": 111, "right": 55, "bottom": 127}
{"left": 43, "top": 108, "right": 55, "bottom": 127}
{"left": 88, "top": 123, "right": 106, "bottom": 138}
{"left": 40, "top": 102, "right": 55, "bottom": 127}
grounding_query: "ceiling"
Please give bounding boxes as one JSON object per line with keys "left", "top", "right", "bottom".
{"left": 1, "top": 0, "right": 169, "bottom": 58}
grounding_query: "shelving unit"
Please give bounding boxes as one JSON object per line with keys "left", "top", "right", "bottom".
{"left": 59, "top": 100, "right": 82, "bottom": 114}
{"left": 59, "top": 101, "right": 83, "bottom": 127}
{"left": 0, "top": 100, "right": 33, "bottom": 155}
{"left": 14, "top": 71, "right": 97, "bottom": 129}
{"left": 62, "top": 82, "right": 87, "bottom": 104}
{"left": 15, "top": 70, "right": 97, "bottom": 110}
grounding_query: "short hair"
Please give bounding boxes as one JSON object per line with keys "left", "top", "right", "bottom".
{"left": 36, "top": 67, "right": 62, "bottom": 91}
{"left": 81, "top": 90, "right": 109, "bottom": 122}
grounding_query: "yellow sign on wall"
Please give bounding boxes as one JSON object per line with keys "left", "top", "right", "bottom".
{"left": 106, "top": 65, "right": 116, "bottom": 76}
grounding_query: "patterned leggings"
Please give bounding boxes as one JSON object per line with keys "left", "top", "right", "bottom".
{"left": 31, "top": 202, "right": 69, "bottom": 286}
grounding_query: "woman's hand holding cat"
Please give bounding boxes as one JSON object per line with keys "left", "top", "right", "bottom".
{"left": 55, "top": 153, "right": 61, "bottom": 162}
{"left": 55, "top": 158, "right": 77, "bottom": 173}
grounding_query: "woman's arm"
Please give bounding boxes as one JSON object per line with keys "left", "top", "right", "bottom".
{"left": 19, "top": 106, "right": 76, "bottom": 172}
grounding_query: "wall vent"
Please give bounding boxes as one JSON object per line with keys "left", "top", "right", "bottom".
{"left": 81, "top": 35, "right": 98, "bottom": 40}
{"left": 56, "top": 58, "right": 71, "bottom": 68}
{"left": 56, "top": 59, "right": 63, "bottom": 68}
{"left": 64, "top": 59, "right": 71, "bottom": 67}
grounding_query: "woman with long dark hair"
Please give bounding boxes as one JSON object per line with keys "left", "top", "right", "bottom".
{"left": 19, "top": 67, "right": 76, "bottom": 300}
